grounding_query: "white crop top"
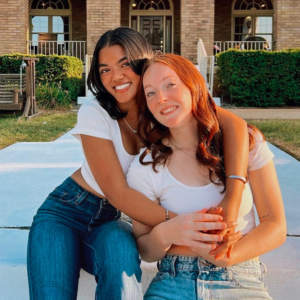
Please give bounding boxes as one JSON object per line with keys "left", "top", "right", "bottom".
{"left": 72, "top": 99, "right": 137, "bottom": 196}
{"left": 127, "top": 132, "right": 274, "bottom": 235}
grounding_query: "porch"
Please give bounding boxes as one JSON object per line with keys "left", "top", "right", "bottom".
{"left": 25, "top": 0, "right": 277, "bottom": 63}
{"left": 1, "top": 0, "right": 297, "bottom": 63}
{"left": 27, "top": 40, "right": 86, "bottom": 63}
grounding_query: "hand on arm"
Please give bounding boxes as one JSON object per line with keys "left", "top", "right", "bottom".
{"left": 208, "top": 160, "right": 286, "bottom": 267}
{"left": 132, "top": 208, "right": 226, "bottom": 262}
{"left": 81, "top": 135, "right": 177, "bottom": 227}
{"left": 214, "top": 107, "right": 249, "bottom": 258}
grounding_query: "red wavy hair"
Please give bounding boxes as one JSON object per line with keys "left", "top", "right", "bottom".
{"left": 137, "top": 53, "right": 261, "bottom": 189}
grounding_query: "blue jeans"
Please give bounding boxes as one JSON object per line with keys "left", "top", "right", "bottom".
{"left": 27, "top": 177, "right": 142, "bottom": 300}
{"left": 145, "top": 255, "right": 272, "bottom": 300}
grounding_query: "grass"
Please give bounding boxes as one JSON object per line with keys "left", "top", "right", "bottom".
{"left": 248, "top": 119, "right": 300, "bottom": 161}
{"left": 0, "top": 112, "right": 299, "bottom": 162}
{"left": 0, "top": 111, "right": 77, "bottom": 150}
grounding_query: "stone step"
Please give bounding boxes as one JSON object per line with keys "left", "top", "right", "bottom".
{"left": 0, "top": 229, "right": 158, "bottom": 299}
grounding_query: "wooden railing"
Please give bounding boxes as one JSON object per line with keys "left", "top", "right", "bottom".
{"left": 27, "top": 41, "right": 86, "bottom": 62}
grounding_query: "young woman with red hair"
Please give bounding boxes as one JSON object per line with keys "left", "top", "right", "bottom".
{"left": 127, "top": 53, "right": 286, "bottom": 299}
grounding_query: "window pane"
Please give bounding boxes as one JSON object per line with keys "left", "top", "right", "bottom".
{"left": 57, "top": 34, "right": 64, "bottom": 43}
{"left": 234, "top": 17, "right": 252, "bottom": 37}
{"left": 32, "top": 34, "right": 39, "bottom": 46}
{"left": 234, "top": 34, "right": 248, "bottom": 42}
{"left": 255, "top": 17, "right": 273, "bottom": 34}
{"left": 52, "top": 16, "right": 64, "bottom": 33}
{"left": 32, "top": 16, "right": 49, "bottom": 33}
{"left": 255, "top": 34, "right": 272, "bottom": 43}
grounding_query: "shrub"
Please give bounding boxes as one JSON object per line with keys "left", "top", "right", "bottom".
{"left": 0, "top": 54, "right": 83, "bottom": 100}
{"left": 216, "top": 49, "right": 300, "bottom": 107}
{"left": 36, "top": 83, "right": 72, "bottom": 108}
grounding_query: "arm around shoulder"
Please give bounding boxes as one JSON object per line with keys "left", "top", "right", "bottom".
{"left": 81, "top": 135, "right": 174, "bottom": 227}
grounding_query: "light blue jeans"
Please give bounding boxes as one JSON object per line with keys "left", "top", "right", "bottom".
{"left": 27, "top": 177, "right": 142, "bottom": 300}
{"left": 145, "top": 255, "right": 272, "bottom": 300}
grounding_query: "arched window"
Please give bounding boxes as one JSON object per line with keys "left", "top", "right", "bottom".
{"left": 31, "top": 0, "right": 70, "bottom": 9}
{"left": 130, "top": 0, "right": 173, "bottom": 53}
{"left": 132, "top": 0, "right": 171, "bottom": 11}
{"left": 232, "top": 0, "right": 274, "bottom": 48}
{"left": 29, "top": 0, "right": 71, "bottom": 48}
{"left": 234, "top": 0, "right": 273, "bottom": 10}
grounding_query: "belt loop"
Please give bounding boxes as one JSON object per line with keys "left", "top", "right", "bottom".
{"left": 74, "top": 190, "right": 89, "bottom": 206}
{"left": 171, "top": 256, "right": 177, "bottom": 277}
{"left": 227, "top": 267, "right": 233, "bottom": 280}
{"left": 100, "top": 198, "right": 107, "bottom": 209}
{"left": 197, "top": 257, "right": 201, "bottom": 276}
{"left": 260, "top": 262, "right": 267, "bottom": 281}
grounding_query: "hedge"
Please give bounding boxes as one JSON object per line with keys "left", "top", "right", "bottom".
{"left": 0, "top": 53, "right": 83, "bottom": 100}
{"left": 216, "top": 49, "right": 300, "bottom": 107}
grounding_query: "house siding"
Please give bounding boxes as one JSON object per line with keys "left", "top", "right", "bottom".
{"left": 274, "top": 0, "right": 300, "bottom": 50}
{"left": 214, "top": 0, "right": 232, "bottom": 42}
{"left": 181, "top": 0, "right": 215, "bottom": 63}
{"left": 86, "top": 0, "right": 120, "bottom": 55}
{"left": 72, "top": 0, "right": 87, "bottom": 42}
{"left": 0, "top": 0, "right": 29, "bottom": 55}
{"left": 0, "top": 0, "right": 299, "bottom": 60}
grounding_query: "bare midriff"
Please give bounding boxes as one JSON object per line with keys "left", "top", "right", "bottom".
{"left": 71, "top": 168, "right": 106, "bottom": 199}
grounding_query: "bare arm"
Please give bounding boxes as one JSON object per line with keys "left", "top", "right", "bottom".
{"left": 216, "top": 106, "right": 249, "bottom": 222}
{"left": 81, "top": 134, "right": 177, "bottom": 227}
{"left": 211, "top": 107, "right": 249, "bottom": 258}
{"left": 207, "top": 160, "right": 286, "bottom": 267}
{"left": 134, "top": 160, "right": 286, "bottom": 265}
{"left": 132, "top": 206, "right": 226, "bottom": 262}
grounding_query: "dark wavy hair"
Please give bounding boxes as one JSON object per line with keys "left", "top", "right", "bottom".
{"left": 87, "top": 27, "right": 153, "bottom": 120}
{"left": 137, "top": 53, "right": 261, "bottom": 190}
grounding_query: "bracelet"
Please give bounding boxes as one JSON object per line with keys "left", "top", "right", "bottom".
{"left": 226, "top": 175, "right": 247, "bottom": 184}
{"left": 166, "top": 209, "right": 169, "bottom": 221}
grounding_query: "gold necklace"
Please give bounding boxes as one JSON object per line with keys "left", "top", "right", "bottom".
{"left": 169, "top": 139, "right": 197, "bottom": 159}
{"left": 123, "top": 118, "right": 137, "bottom": 134}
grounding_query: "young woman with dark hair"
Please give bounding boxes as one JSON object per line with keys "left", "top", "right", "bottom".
{"left": 27, "top": 28, "right": 250, "bottom": 300}
{"left": 127, "top": 53, "right": 286, "bottom": 300}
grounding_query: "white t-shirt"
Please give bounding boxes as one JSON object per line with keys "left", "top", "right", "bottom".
{"left": 72, "top": 99, "right": 137, "bottom": 196}
{"left": 127, "top": 133, "right": 274, "bottom": 235}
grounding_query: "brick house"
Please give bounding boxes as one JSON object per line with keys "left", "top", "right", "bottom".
{"left": 0, "top": 0, "right": 299, "bottom": 63}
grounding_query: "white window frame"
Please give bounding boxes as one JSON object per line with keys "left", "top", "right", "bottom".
{"left": 29, "top": 0, "right": 72, "bottom": 41}
{"left": 231, "top": 0, "right": 274, "bottom": 43}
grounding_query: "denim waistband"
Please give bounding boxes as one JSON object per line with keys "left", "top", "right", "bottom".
{"left": 61, "top": 177, "right": 105, "bottom": 204}
{"left": 160, "top": 255, "right": 263, "bottom": 278}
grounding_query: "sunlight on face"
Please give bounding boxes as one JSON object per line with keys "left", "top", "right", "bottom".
{"left": 143, "top": 62, "right": 193, "bottom": 129}
{"left": 98, "top": 45, "right": 141, "bottom": 107}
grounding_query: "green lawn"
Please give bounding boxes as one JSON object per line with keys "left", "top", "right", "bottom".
{"left": 0, "top": 112, "right": 77, "bottom": 150}
{"left": 248, "top": 119, "right": 300, "bottom": 161}
{"left": 0, "top": 114, "right": 299, "bottom": 162}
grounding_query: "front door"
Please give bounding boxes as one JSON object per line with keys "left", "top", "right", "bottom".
{"left": 140, "top": 16, "right": 163, "bottom": 52}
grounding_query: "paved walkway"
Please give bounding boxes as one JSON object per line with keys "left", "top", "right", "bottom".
{"left": 226, "top": 108, "right": 300, "bottom": 120}
{"left": 0, "top": 116, "right": 300, "bottom": 299}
